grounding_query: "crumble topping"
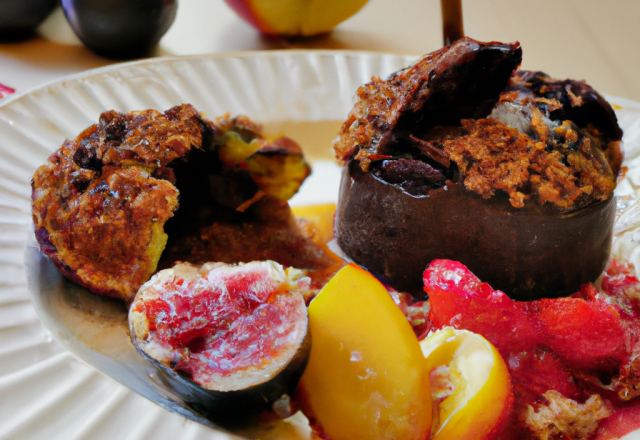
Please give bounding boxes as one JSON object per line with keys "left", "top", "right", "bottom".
{"left": 523, "top": 391, "right": 611, "bottom": 440}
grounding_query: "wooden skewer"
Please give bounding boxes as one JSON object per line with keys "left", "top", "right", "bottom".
{"left": 409, "top": 135, "right": 451, "bottom": 168}
{"left": 441, "top": 0, "right": 464, "bottom": 46}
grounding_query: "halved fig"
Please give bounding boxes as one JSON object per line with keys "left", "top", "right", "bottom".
{"left": 334, "top": 38, "right": 622, "bottom": 300}
{"left": 129, "top": 260, "right": 311, "bottom": 420}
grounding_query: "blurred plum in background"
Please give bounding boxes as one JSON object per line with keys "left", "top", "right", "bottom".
{"left": 0, "top": 0, "right": 58, "bottom": 40}
{"left": 61, "top": 0, "right": 177, "bottom": 59}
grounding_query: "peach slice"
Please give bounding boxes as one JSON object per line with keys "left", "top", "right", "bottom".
{"left": 297, "top": 263, "right": 432, "bottom": 440}
{"left": 291, "top": 203, "right": 336, "bottom": 246}
{"left": 420, "top": 328, "right": 513, "bottom": 440}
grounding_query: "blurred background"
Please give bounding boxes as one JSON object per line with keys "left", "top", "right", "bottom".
{"left": 1, "top": 0, "right": 640, "bottom": 101}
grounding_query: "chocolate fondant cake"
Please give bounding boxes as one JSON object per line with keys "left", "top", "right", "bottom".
{"left": 334, "top": 38, "right": 622, "bottom": 300}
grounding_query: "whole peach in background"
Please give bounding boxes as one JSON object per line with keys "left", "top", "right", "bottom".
{"left": 224, "top": 0, "right": 369, "bottom": 36}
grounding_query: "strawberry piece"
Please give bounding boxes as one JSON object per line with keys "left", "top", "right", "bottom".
{"left": 532, "top": 296, "right": 626, "bottom": 370}
{"left": 507, "top": 347, "right": 581, "bottom": 403}
{"left": 424, "top": 259, "right": 631, "bottom": 409}
{"left": 602, "top": 259, "right": 640, "bottom": 304}
{"left": 425, "top": 260, "right": 627, "bottom": 371}
{"left": 421, "top": 258, "right": 640, "bottom": 438}
{"left": 424, "top": 260, "right": 539, "bottom": 354}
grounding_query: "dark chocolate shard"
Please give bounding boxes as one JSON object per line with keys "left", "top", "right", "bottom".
{"left": 334, "top": 37, "right": 523, "bottom": 170}
{"left": 372, "top": 159, "right": 446, "bottom": 196}
{"left": 409, "top": 135, "right": 451, "bottom": 168}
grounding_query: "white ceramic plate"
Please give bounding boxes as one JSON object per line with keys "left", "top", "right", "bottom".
{"left": 3, "top": 51, "right": 640, "bottom": 440}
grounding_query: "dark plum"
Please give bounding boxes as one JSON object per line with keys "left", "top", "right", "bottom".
{"left": 61, "top": 0, "right": 177, "bottom": 59}
{"left": 0, "top": 0, "right": 57, "bottom": 40}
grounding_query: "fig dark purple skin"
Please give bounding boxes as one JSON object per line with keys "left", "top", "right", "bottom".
{"left": 0, "top": 0, "right": 57, "bottom": 40}
{"left": 128, "top": 261, "right": 312, "bottom": 425}
{"left": 131, "top": 329, "right": 311, "bottom": 426}
{"left": 336, "top": 162, "right": 616, "bottom": 301}
{"left": 61, "top": 0, "right": 177, "bottom": 59}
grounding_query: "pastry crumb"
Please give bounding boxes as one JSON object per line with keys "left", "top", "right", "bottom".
{"left": 524, "top": 390, "right": 611, "bottom": 440}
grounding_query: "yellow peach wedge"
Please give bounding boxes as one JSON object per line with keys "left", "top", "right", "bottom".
{"left": 420, "top": 328, "right": 513, "bottom": 440}
{"left": 297, "top": 263, "right": 432, "bottom": 440}
{"left": 292, "top": 203, "right": 336, "bottom": 246}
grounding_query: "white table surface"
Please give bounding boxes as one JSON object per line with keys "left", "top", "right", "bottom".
{"left": 1, "top": 0, "right": 640, "bottom": 102}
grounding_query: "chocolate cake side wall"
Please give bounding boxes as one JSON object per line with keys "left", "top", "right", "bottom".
{"left": 336, "top": 164, "right": 616, "bottom": 300}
